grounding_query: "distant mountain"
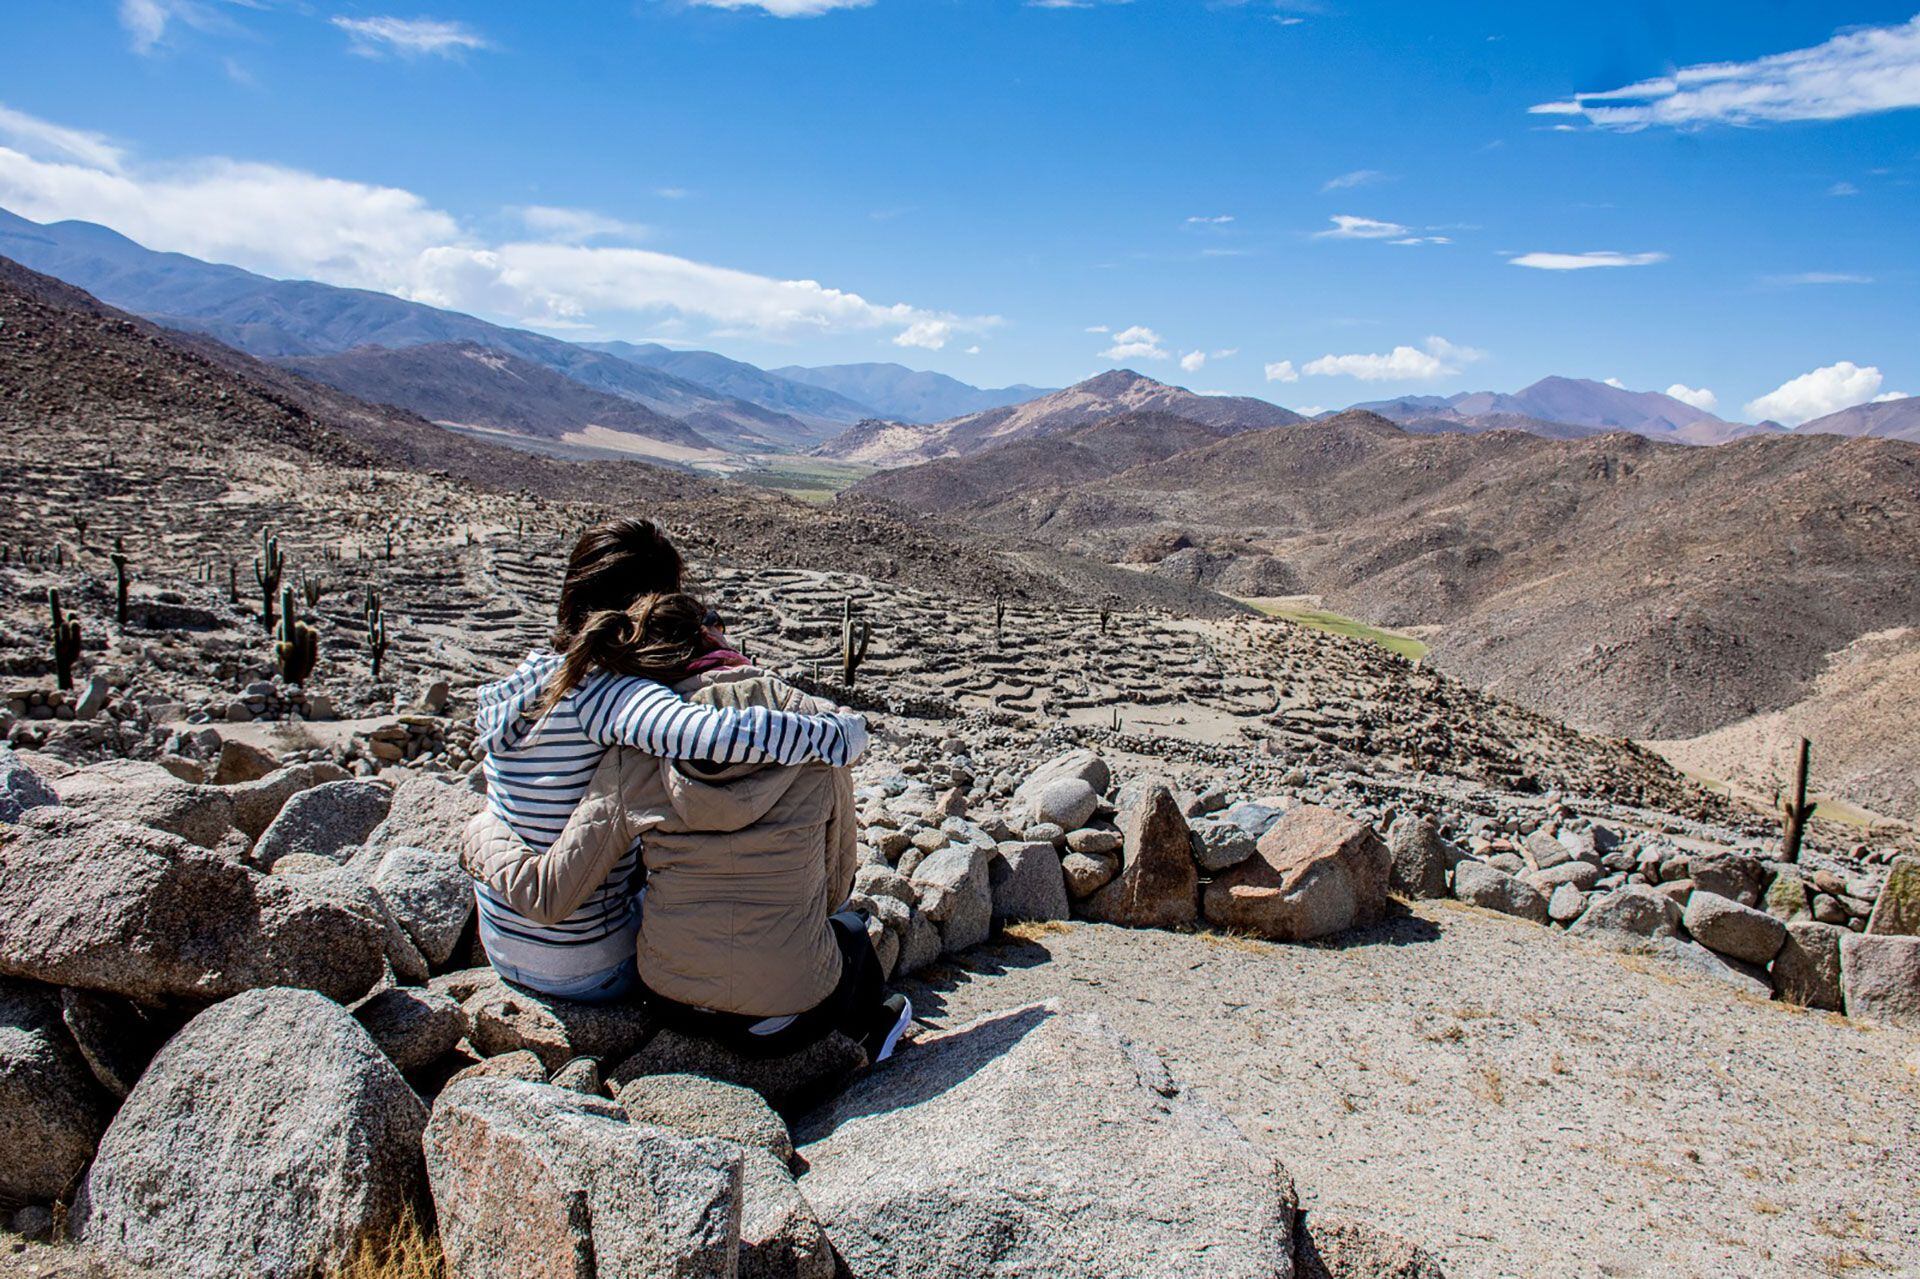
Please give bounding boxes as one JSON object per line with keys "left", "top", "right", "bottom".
{"left": 1349, "top": 376, "right": 1777, "bottom": 447}
{"left": 817, "top": 370, "right": 1302, "bottom": 467}
{"left": 1796, "top": 395, "right": 1920, "bottom": 444}
{"left": 584, "top": 340, "right": 878, "bottom": 429}
{"left": 773, "top": 362, "right": 1052, "bottom": 424}
{"left": 0, "top": 207, "right": 819, "bottom": 451}
{"left": 278, "top": 342, "right": 723, "bottom": 462}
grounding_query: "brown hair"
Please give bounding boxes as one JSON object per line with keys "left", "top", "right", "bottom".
{"left": 536, "top": 592, "right": 711, "bottom": 717}
{"left": 535, "top": 519, "right": 692, "bottom": 717}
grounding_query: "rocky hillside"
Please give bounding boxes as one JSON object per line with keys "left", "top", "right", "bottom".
{"left": 1354, "top": 375, "right": 1778, "bottom": 446}
{"left": 846, "top": 410, "right": 1920, "bottom": 754}
{"left": 772, "top": 360, "right": 1053, "bottom": 423}
{"left": 277, "top": 341, "right": 725, "bottom": 460}
{"left": 815, "top": 369, "right": 1303, "bottom": 467}
{"left": 1798, "top": 394, "right": 1920, "bottom": 444}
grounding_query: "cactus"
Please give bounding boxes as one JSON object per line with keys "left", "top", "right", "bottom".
{"left": 302, "top": 576, "right": 327, "bottom": 608}
{"left": 384, "top": 530, "right": 394, "bottom": 562}
{"left": 995, "top": 596, "right": 1005, "bottom": 649}
{"left": 365, "top": 593, "right": 389, "bottom": 681}
{"left": 841, "top": 596, "right": 872, "bottom": 687}
{"left": 110, "top": 537, "right": 130, "bottom": 630}
{"left": 254, "top": 528, "right": 284, "bottom": 629}
{"left": 72, "top": 514, "right": 88, "bottom": 544}
{"left": 228, "top": 561, "right": 240, "bottom": 605}
{"left": 49, "top": 588, "right": 81, "bottom": 691}
{"left": 1099, "top": 604, "right": 1111, "bottom": 633}
{"left": 1779, "top": 736, "right": 1814, "bottom": 863}
{"left": 274, "top": 587, "right": 319, "bottom": 684}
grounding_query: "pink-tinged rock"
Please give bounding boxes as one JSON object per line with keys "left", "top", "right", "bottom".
{"left": 1203, "top": 806, "right": 1390, "bottom": 942}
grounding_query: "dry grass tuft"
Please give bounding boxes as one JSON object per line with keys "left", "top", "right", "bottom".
{"left": 1472, "top": 1064, "right": 1506, "bottom": 1105}
{"left": 327, "top": 1206, "right": 443, "bottom": 1279}
{"left": 1002, "top": 920, "right": 1075, "bottom": 941}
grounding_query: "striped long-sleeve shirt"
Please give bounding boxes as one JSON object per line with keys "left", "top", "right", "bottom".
{"left": 471, "top": 651, "right": 869, "bottom": 986}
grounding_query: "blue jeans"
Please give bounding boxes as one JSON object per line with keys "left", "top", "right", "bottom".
{"left": 492, "top": 955, "right": 638, "bottom": 1004}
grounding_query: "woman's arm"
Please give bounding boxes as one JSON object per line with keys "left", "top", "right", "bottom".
{"left": 575, "top": 673, "right": 869, "bottom": 766}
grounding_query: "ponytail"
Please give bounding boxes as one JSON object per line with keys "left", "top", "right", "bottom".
{"left": 534, "top": 593, "right": 710, "bottom": 718}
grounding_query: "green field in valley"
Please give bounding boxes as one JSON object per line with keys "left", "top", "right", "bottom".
{"left": 1244, "top": 599, "right": 1432, "bottom": 661}
{"left": 734, "top": 456, "right": 876, "bottom": 504}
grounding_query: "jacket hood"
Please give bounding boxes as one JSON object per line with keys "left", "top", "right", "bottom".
{"left": 473, "top": 651, "right": 562, "bottom": 755}
{"left": 660, "top": 759, "right": 804, "bottom": 833}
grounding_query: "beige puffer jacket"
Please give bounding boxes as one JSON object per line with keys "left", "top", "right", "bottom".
{"left": 463, "top": 672, "right": 858, "bottom": 1017}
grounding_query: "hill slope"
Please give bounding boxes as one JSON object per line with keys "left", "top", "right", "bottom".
{"left": 0, "top": 207, "right": 820, "bottom": 451}
{"left": 818, "top": 370, "right": 1302, "bottom": 466}
{"left": 850, "top": 409, "right": 1920, "bottom": 743}
{"left": 773, "top": 362, "right": 1052, "bottom": 424}
{"left": 585, "top": 340, "right": 878, "bottom": 429}
{"left": 1352, "top": 376, "right": 1778, "bottom": 446}
{"left": 1796, "top": 395, "right": 1920, "bottom": 444}
{"left": 277, "top": 342, "right": 723, "bottom": 461}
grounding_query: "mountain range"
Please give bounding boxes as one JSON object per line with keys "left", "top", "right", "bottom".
{"left": 1796, "top": 395, "right": 1920, "bottom": 444}
{"left": 1348, "top": 377, "right": 1780, "bottom": 446}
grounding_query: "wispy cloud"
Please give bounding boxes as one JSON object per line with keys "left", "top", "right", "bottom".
{"left": 1320, "top": 168, "right": 1387, "bottom": 192}
{"left": 1185, "top": 214, "right": 1234, "bottom": 225}
{"left": 332, "top": 16, "right": 492, "bottom": 59}
{"left": 1264, "top": 360, "right": 1298, "bottom": 383}
{"left": 690, "top": 0, "right": 875, "bottom": 14}
{"left": 0, "top": 104, "right": 125, "bottom": 171}
{"left": 1762, "top": 271, "right": 1874, "bottom": 286}
{"left": 1530, "top": 15, "right": 1920, "bottom": 130}
{"left": 1314, "top": 214, "right": 1409, "bottom": 240}
{"left": 514, "top": 205, "right": 648, "bottom": 244}
{"left": 1829, "top": 180, "right": 1861, "bottom": 196}
{"left": 1100, "top": 325, "right": 1169, "bottom": 361}
{"left": 118, "top": 0, "right": 243, "bottom": 55}
{"left": 1509, "top": 250, "right": 1667, "bottom": 270}
{"left": 0, "top": 102, "right": 991, "bottom": 347}
{"left": 1179, "top": 350, "right": 1206, "bottom": 372}
{"left": 1296, "top": 336, "right": 1485, "bottom": 382}
{"left": 1748, "top": 361, "right": 1902, "bottom": 426}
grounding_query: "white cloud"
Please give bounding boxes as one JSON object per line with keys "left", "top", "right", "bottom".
{"left": 1747, "top": 361, "right": 1891, "bottom": 426}
{"left": 332, "top": 16, "right": 493, "bottom": 59}
{"left": 1529, "top": 15, "right": 1920, "bottom": 130}
{"left": 1873, "top": 391, "right": 1908, "bottom": 403}
{"left": 1602, "top": 377, "right": 1626, "bottom": 389}
{"left": 1829, "top": 181, "right": 1861, "bottom": 196}
{"left": 1084, "top": 324, "right": 1110, "bottom": 333}
{"left": 1299, "top": 335, "right": 1484, "bottom": 382}
{"left": 1100, "top": 325, "right": 1168, "bottom": 361}
{"left": 515, "top": 206, "right": 648, "bottom": 244}
{"left": 1320, "top": 168, "right": 1387, "bottom": 192}
{"left": 1509, "top": 250, "right": 1667, "bottom": 270}
{"left": 893, "top": 319, "right": 953, "bottom": 350}
{"left": 1211, "top": 347, "right": 1239, "bottom": 359}
{"left": 1263, "top": 360, "right": 1299, "bottom": 383}
{"left": 965, "top": 344, "right": 981, "bottom": 355}
{"left": 1314, "top": 214, "right": 1409, "bottom": 240}
{"left": 1665, "top": 383, "right": 1718, "bottom": 410}
{"left": 118, "top": 0, "right": 236, "bottom": 55}
{"left": 0, "top": 103, "right": 989, "bottom": 346}
{"left": 1764, "top": 271, "right": 1874, "bottom": 286}
{"left": 689, "top": 0, "right": 875, "bottom": 15}
{"left": 657, "top": 186, "right": 691, "bottom": 200}
{"left": 1179, "top": 350, "right": 1206, "bottom": 372}
{"left": 0, "top": 105, "right": 124, "bottom": 171}
{"left": 1389, "top": 235, "right": 1451, "bottom": 246}
{"left": 1185, "top": 214, "right": 1234, "bottom": 225}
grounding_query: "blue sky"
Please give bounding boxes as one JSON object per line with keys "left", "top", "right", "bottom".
{"left": 1, "top": 2, "right": 1916, "bottom": 422}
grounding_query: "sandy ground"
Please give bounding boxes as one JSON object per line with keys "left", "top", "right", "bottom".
{"left": 901, "top": 904, "right": 1920, "bottom": 1279}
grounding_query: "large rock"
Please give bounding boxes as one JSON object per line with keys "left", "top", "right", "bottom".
{"left": 1080, "top": 782, "right": 1199, "bottom": 929}
{"left": 227, "top": 761, "right": 350, "bottom": 840}
{"left": 909, "top": 844, "right": 993, "bottom": 952}
{"left": 1014, "top": 749, "right": 1111, "bottom": 808}
{"left": 60, "top": 987, "right": 167, "bottom": 1099}
{"left": 1386, "top": 816, "right": 1451, "bottom": 900}
{"left": 1771, "top": 920, "right": 1845, "bottom": 1011}
{"left": 463, "top": 983, "right": 656, "bottom": 1073}
{"left": 370, "top": 846, "right": 473, "bottom": 966}
{"left": 425, "top": 1077, "right": 742, "bottom": 1279}
{"left": 1763, "top": 872, "right": 1810, "bottom": 922}
{"left": 54, "top": 761, "right": 236, "bottom": 849}
{"left": 610, "top": 1027, "right": 865, "bottom": 1115}
{"left": 368, "top": 773, "right": 486, "bottom": 859}
{"left": 1683, "top": 891, "right": 1787, "bottom": 964}
{"left": 1189, "top": 818, "right": 1260, "bottom": 873}
{"left": 0, "top": 821, "right": 386, "bottom": 1005}
{"left": 1686, "top": 851, "right": 1765, "bottom": 907}
{"left": 1866, "top": 856, "right": 1920, "bottom": 937}
{"left": 0, "top": 979, "right": 110, "bottom": 1202}
{"left": 988, "top": 840, "right": 1070, "bottom": 924}
{"left": 1840, "top": 933, "right": 1920, "bottom": 1028}
{"left": 211, "top": 739, "right": 278, "bottom": 786}
{"left": 796, "top": 1003, "right": 1295, "bottom": 1278}
{"left": 618, "top": 1073, "right": 795, "bottom": 1164}
{"left": 252, "top": 779, "right": 392, "bottom": 869}
{"left": 355, "top": 986, "right": 467, "bottom": 1074}
{"left": 1450, "top": 859, "right": 1550, "bottom": 925}
{"left": 287, "top": 851, "right": 432, "bottom": 987}
{"left": 1021, "top": 777, "right": 1099, "bottom": 831}
{"left": 1568, "top": 884, "right": 1683, "bottom": 942}
{"left": 75, "top": 988, "right": 428, "bottom": 1279}
{"left": 1204, "top": 806, "right": 1390, "bottom": 941}
{"left": 0, "top": 748, "right": 59, "bottom": 823}
{"left": 1296, "top": 1213, "right": 1449, "bottom": 1279}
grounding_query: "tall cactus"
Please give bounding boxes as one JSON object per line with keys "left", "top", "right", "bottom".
{"left": 365, "top": 591, "right": 389, "bottom": 681}
{"left": 302, "top": 576, "right": 327, "bottom": 608}
{"left": 275, "top": 587, "right": 319, "bottom": 684}
{"left": 110, "top": 537, "right": 131, "bottom": 630}
{"left": 841, "top": 596, "right": 872, "bottom": 687}
{"left": 1779, "top": 737, "right": 1814, "bottom": 864}
{"left": 49, "top": 588, "right": 81, "bottom": 691}
{"left": 254, "top": 527, "right": 284, "bottom": 630}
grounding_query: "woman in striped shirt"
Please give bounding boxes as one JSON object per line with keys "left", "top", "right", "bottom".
{"left": 471, "top": 519, "right": 869, "bottom": 1002}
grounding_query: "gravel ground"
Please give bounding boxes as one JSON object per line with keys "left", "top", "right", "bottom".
{"left": 899, "top": 902, "right": 1920, "bottom": 1279}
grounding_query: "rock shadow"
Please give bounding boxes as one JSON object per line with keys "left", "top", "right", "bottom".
{"left": 1304, "top": 908, "right": 1443, "bottom": 952}
{"left": 893, "top": 933, "right": 1058, "bottom": 1021}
